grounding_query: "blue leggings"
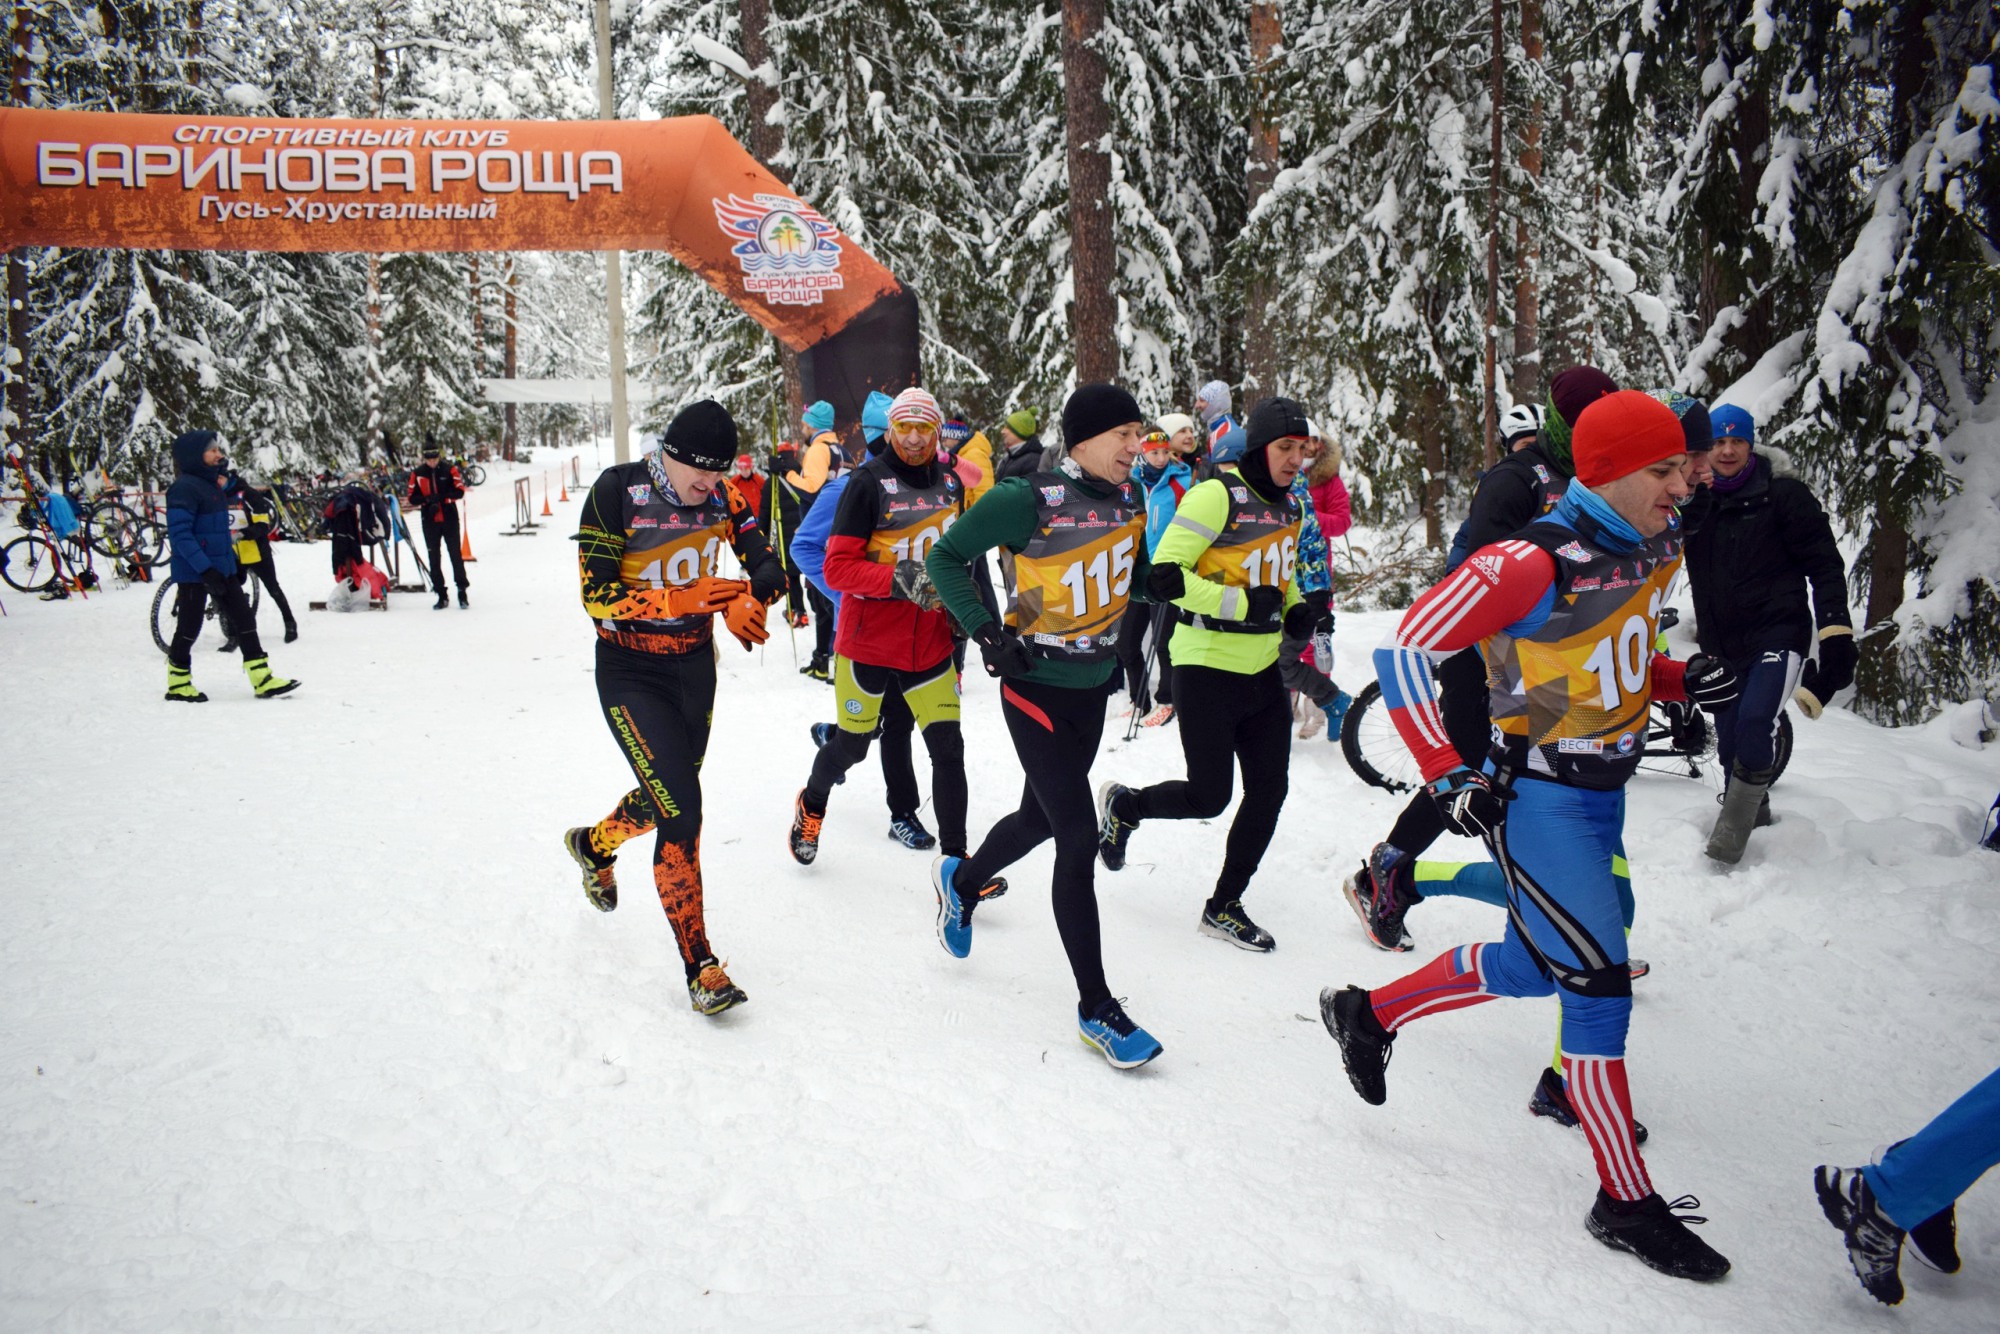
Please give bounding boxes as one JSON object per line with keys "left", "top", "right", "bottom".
{"left": 1471, "top": 778, "right": 1633, "bottom": 1058}
{"left": 1415, "top": 855, "right": 1634, "bottom": 931}
{"left": 1864, "top": 1066, "right": 2000, "bottom": 1228}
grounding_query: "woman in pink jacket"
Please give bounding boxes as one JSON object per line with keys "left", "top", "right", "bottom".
{"left": 1306, "top": 422, "right": 1352, "bottom": 540}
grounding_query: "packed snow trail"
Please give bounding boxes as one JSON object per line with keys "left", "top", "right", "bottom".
{"left": 2, "top": 467, "right": 1996, "bottom": 1332}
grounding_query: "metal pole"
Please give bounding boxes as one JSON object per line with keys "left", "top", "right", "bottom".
{"left": 593, "top": 0, "right": 631, "bottom": 465}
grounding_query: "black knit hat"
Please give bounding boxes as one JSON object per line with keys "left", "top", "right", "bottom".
{"left": 660, "top": 400, "right": 739, "bottom": 472}
{"left": 1061, "top": 383, "right": 1143, "bottom": 448}
{"left": 1244, "top": 396, "right": 1311, "bottom": 451}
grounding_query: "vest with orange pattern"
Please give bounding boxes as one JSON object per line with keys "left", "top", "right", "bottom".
{"left": 859, "top": 456, "right": 961, "bottom": 573}
{"left": 1012, "top": 470, "right": 1145, "bottom": 662}
{"left": 1484, "top": 520, "right": 1685, "bottom": 790}
{"left": 609, "top": 474, "right": 732, "bottom": 636}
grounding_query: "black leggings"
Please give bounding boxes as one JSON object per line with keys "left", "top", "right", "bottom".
{"left": 956, "top": 677, "right": 1113, "bottom": 1012}
{"left": 592, "top": 638, "right": 716, "bottom": 974}
{"left": 1128, "top": 662, "right": 1291, "bottom": 906}
{"left": 1383, "top": 647, "right": 1491, "bottom": 856}
{"left": 807, "top": 584, "right": 836, "bottom": 657}
{"left": 239, "top": 535, "right": 295, "bottom": 628}
{"left": 877, "top": 688, "right": 921, "bottom": 819}
{"left": 168, "top": 579, "right": 264, "bottom": 669}
{"left": 421, "top": 508, "right": 469, "bottom": 593}
{"left": 1112, "top": 603, "right": 1176, "bottom": 709}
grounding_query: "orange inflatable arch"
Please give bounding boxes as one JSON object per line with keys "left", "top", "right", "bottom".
{"left": 0, "top": 108, "right": 918, "bottom": 430}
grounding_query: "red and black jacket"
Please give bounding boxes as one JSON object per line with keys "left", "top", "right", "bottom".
{"left": 406, "top": 461, "right": 465, "bottom": 520}
{"left": 821, "top": 452, "right": 961, "bottom": 671}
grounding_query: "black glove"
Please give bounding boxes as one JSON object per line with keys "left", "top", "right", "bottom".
{"left": 1304, "top": 588, "right": 1334, "bottom": 635}
{"left": 1244, "top": 584, "right": 1284, "bottom": 626}
{"left": 1428, "top": 767, "right": 1515, "bottom": 839}
{"left": 1801, "top": 629, "right": 1857, "bottom": 699}
{"left": 1682, "top": 653, "right": 1741, "bottom": 710}
{"left": 200, "top": 567, "right": 231, "bottom": 596}
{"left": 972, "top": 622, "right": 1034, "bottom": 680}
{"left": 891, "top": 558, "right": 942, "bottom": 611}
{"left": 1282, "top": 601, "right": 1315, "bottom": 641}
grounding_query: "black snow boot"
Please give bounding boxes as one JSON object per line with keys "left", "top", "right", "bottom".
{"left": 433, "top": 590, "right": 449, "bottom": 610}
{"left": 1319, "top": 985, "right": 1394, "bottom": 1106}
{"left": 1587, "top": 1190, "right": 1731, "bottom": 1282}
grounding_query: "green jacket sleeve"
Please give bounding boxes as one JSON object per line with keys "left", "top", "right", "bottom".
{"left": 927, "top": 477, "right": 1040, "bottom": 637}
{"left": 1153, "top": 478, "right": 1244, "bottom": 620}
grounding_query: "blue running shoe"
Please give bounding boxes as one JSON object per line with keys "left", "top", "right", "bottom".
{"left": 1322, "top": 690, "right": 1353, "bottom": 740}
{"left": 808, "top": 721, "right": 846, "bottom": 784}
{"left": 889, "top": 813, "right": 937, "bottom": 850}
{"left": 932, "top": 855, "right": 973, "bottom": 958}
{"left": 1077, "top": 997, "right": 1162, "bottom": 1069}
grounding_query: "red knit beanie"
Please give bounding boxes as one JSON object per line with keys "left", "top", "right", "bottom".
{"left": 1572, "top": 390, "right": 1689, "bottom": 487}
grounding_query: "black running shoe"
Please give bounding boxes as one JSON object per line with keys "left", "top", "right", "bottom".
{"left": 1342, "top": 843, "right": 1417, "bottom": 952}
{"left": 1528, "top": 1065, "right": 1649, "bottom": 1143}
{"left": 1199, "top": 899, "right": 1276, "bottom": 952}
{"left": 1815, "top": 1165, "right": 1906, "bottom": 1304}
{"left": 687, "top": 958, "right": 747, "bottom": 1016}
{"left": 789, "top": 790, "right": 825, "bottom": 865}
{"left": 887, "top": 813, "right": 937, "bottom": 850}
{"left": 1586, "top": 1190, "right": 1731, "bottom": 1282}
{"left": 1319, "top": 985, "right": 1394, "bottom": 1106}
{"left": 1907, "top": 1203, "right": 1959, "bottom": 1274}
{"left": 1096, "top": 781, "right": 1137, "bottom": 872}
{"left": 563, "top": 826, "right": 617, "bottom": 912}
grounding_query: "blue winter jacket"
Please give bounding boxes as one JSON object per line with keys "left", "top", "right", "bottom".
{"left": 166, "top": 430, "right": 237, "bottom": 584}
{"left": 792, "top": 472, "right": 849, "bottom": 615}
{"left": 1132, "top": 456, "right": 1193, "bottom": 557}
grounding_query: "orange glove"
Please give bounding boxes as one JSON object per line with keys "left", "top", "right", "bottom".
{"left": 633, "top": 575, "right": 747, "bottom": 620}
{"left": 721, "top": 590, "right": 770, "bottom": 650}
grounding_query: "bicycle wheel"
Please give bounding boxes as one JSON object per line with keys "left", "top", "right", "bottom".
{"left": 1340, "top": 680, "right": 1425, "bottom": 794}
{"left": 135, "top": 519, "right": 169, "bottom": 569}
{"left": 462, "top": 462, "right": 487, "bottom": 487}
{"left": 151, "top": 580, "right": 176, "bottom": 653}
{"left": 1, "top": 534, "right": 58, "bottom": 592}
{"left": 86, "top": 501, "right": 147, "bottom": 559}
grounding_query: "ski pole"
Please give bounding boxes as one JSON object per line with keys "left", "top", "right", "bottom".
{"left": 1123, "top": 603, "right": 1171, "bottom": 743}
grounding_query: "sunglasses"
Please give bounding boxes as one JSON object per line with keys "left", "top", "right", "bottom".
{"left": 891, "top": 420, "right": 939, "bottom": 436}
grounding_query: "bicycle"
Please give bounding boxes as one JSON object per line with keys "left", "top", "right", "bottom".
{"left": 2, "top": 456, "right": 97, "bottom": 595}
{"left": 1338, "top": 677, "right": 1791, "bottom": 794}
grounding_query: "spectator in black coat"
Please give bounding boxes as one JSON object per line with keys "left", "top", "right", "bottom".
{"left": 407, "top": 436, "right": 471, "bottom": 608}
{"left": 1684, "top": 403, "right": 1854, "bottom": 861}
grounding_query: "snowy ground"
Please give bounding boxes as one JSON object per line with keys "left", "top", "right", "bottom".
{"left": 3, "top": 457, "right": 1998, "bottom": 1332}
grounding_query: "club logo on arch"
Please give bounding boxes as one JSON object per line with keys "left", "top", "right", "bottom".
{"left": 713, "top": 193, "right": 845, "bottom": 307}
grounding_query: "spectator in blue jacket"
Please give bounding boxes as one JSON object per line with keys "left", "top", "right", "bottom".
{"left": 1114, "top": 423, "right": 1197, "bottom": 718}
{"left": 163, "top": 430, "right": 299, "bottom": 702}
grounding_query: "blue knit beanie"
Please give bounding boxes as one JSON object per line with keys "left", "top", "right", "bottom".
{"left": 802, "top": 400, "right": 835, "bottom": 435}
{"left": 1710, "top": 403, "right": 1755, "bottom": 445}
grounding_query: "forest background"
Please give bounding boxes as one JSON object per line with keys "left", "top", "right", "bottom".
{"left": 2, "top": 1, "right": 1995, "bottom": 721}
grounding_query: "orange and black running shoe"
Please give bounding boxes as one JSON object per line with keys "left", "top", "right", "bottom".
{"left": 789, "top": 790, "right": 825, "bottom": 865}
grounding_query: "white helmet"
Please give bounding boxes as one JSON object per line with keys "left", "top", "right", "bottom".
{"left": 1500, "top": 402, "right": 1545, "bottom": 443}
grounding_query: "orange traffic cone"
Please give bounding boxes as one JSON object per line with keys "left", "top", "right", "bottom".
{"left": 459, "top": 500, "right": 477, "bottom": 562}
{"left": 540, "top": 476, "right": 553, "bottom": 517}
{"left": 559, "top": 474, "right": 569, "bottom": 502}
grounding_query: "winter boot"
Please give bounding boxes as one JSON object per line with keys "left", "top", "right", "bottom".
{"left": 932, "top": 855, "right": 974, "bottom": 959}
{"left": 1815, "top": 1165, "right": 1907, "bottom": 1303}
{"left": 1705, "top": 763, "right": 1774, "bottom": 864}
{"left": 1095, "top": 781, "right": 1138, "bottom": 871}
{"left": 1529, "top": 1065, "right": 1650, "bottom": 1143}
{"left": 165, "top": 664, "right": 208, "bottom": 703}
{"left": 283, "top": 619, "right": 299, "bottom": 644}
{"left": 800, "top": 652, "right": 833, "bottom": 683}
{"left": 243, "top": 657, "right": 301, "bottom": 698}
{"left": 1199, "top": 899, "right": 1276, "bottom": 952}
{"left": 888, "top": 813, "right": 937, "bottom": 850}
{"left": 1586, "top": 1190, "right": 1731, "bottom": 1282}
{"left": 1342, "top": 843, "right": 1418, "bottom": 952}
{"left": 215, "top": 633, "right": 239, "bottom": 652}
{"left": 457, "top": 589, "right": 469, "bottom": 609}
{"left": 788, "top": 789, "right": 826, "bottom": 865}
{"left": 687, "top": 957, "right": 747, "bottom": 1016}
{"left": 563, "top": 827, "right": 618, "bottom": 912}
{"left": 433, "top": 590, "right": 449, "bottom": 610}
{"left": 1077, "top": 997, "right": 1163, "bottom": 1069}
{"left": 1320, "top": 985, "right": 1395, "bottom": 1106}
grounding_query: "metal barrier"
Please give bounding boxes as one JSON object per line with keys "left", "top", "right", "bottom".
{"left": 506, "top": 476, "right": 538, "bottom": 535}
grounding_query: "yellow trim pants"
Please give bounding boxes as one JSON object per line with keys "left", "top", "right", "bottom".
{"left": 804, "top": 654, "right": 967, "bottom": 854}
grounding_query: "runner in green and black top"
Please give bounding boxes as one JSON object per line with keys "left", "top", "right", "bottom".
{"left": 925, "top": 383, "right": 1165, "bottom": 1070}
{"left": 1094, "top": 396, "right": 1315, "bottom": 953}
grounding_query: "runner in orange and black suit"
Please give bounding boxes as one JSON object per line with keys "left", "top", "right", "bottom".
{"left": 562, "top": 400, "right": 785, "bottom": 1017}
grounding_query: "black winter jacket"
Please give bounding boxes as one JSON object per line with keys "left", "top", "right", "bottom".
{"left": 993, "top": 438, "right": 1045, "bottom": 483}
{"left": 1684, "top": 449, "right": 1850, "bottom": 660}
{"left": 1446, "top": 440, "right": 1569, "bottom": 570}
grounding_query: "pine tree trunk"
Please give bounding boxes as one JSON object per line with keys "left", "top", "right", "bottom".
{"left": 1241, "top": 2, "right": 1282, "bottom": 398}
{"left": 1063, "top": 0, "right": 1117, "bottom": 385}
{"left": 1511, "top": 0, "right": 1542, "bottom": 406}
{"left": 1480, "top": 0, "right": 1503, "bottom": 468}
{"left": 364, "top": 19, "right": 388, "bottom": 467}
{"left": 738, "top": 0, "right": 801, "bottom": 433}
{"left": 1420, "top": 382, "right": 1446, "bottom": 550}
{"left": 503, "top": 258, "right": 517, "bottom": 462}
{"left": 5, "top": 5, "right": 31, "bottom": 461}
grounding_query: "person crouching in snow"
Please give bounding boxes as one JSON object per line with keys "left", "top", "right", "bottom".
{"left": 162, "top": 430, "right": 300, "bottom": 701}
